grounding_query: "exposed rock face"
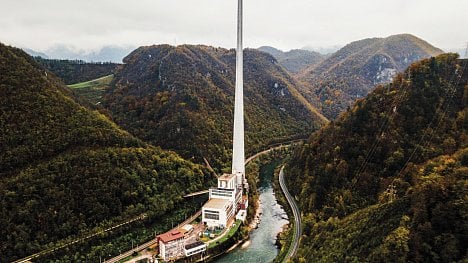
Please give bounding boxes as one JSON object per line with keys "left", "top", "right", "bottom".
{"left": 298, "top": 34, "right": 444, "bottom": 119}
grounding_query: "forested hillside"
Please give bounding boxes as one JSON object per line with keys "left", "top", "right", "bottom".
{"left": 0, "top": 43, "right": 207, "bottom": 262}
{"left": 297, "top": 149, "right": 467, "bottom": 262}
{"left": 104, "top": 45, "right": 327, "bottom": 170}
{"left": 35, "top": 57, "right": 118, "bottom": 84}
{"left": 258, "top": 46, "right": 325, "bottom": 73}
{"left": 286, "top": 54, "right": 467, "bottom": 262}
{"left": 298, "top": 34, "right": 444, "bottom": 119}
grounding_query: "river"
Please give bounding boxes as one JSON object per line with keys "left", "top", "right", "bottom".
{"left": 215, "top": 162, "right": 289, "bottom": 263}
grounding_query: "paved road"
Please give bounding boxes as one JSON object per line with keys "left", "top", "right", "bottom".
{"left": 185, "top": 141, "right": 303, "bottom": 198}
{"left": 12, "top": 214, "right": 147, "bottom": 263}
{"left": 16, "top": 143, "right": 302, "bottom": 263}
{"left": 245, "top": 140, "right": 302, "bottom": 165}
{"left": 105, "top": 211, "right": 202, "bottom": 263}
{"left": 184, "top": 189, "right": 210, "bottom": 198}
{"left": 64, "top": 145, "right": 299, "bottom": 262}
{"left": 278, "top": 166, "right": 302, "bottom": 261}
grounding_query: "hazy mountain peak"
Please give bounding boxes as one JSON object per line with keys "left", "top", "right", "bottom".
{"left": 22, "top": 44, "right": 136, "bottom": 63}
{"left": 298, "top": 34, "right": 444, "bottom": 119}
{"left": 258, "top": 46, "right": 326, "bottom": 73}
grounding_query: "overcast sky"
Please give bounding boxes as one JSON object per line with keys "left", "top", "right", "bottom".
{"left": 1, "top": 0, "right": 467, "bottom": 52}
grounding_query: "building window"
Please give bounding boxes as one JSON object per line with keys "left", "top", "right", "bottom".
{"left": 204, "top": 212, "right": 220, "bottom": 220}
{"left": 211, "top": 190, "right": 234, "bottom": 197}
{"left": 204, "top": 210, "right": 219, "bottom": 214}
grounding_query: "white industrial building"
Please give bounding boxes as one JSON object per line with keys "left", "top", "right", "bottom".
{"left": 184, "top": 241, "right": 207, "bottom": 257}
{"left": 202, "top": 172, "right": 248, "bottom": 228}
{"left": 201, "top": 0, "right": 248, "bottom": 230}
{"left": 202, "top": 197, "right": 234, "bottom": 228}
{"left": 157, "top": 229, "right": 185, "bottom": 261}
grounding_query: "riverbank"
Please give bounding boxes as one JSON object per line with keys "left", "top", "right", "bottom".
{"left": 249, "top": 199, "right": 262, "bottom": 229}
{"left": 272, "top": 165, "right": 295, "bottom": 263}
{"left": 213, "top": 159, "right": 289, "bottom": 262}
{"left": 197, "top": 146, "right": 298, "bottom": 263}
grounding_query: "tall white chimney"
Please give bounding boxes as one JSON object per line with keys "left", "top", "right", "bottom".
{"left": 232, "top": 0, "right": 245, "bottom": 178}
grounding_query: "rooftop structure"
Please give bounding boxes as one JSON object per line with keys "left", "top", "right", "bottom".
{"left": 219, "top": 173, "right": 236, "bottom": 181}
{"left": 217, "top": 173, "right": 237, "bottom": 189}
{"left": 158, "top": 230, "right": 184, "bottom": 243}
{"left": 158, "top": 229, "right": 185, "bottom": 261}
{"left": 203, "top": 198, "right": 231, "bottom": 210}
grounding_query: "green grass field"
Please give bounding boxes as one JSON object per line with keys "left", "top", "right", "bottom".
{"left": 207, "top": 220, "right": 242, "bottom": 249}
{"left": 68, "top": 74, "right": 113, "bottom": 104}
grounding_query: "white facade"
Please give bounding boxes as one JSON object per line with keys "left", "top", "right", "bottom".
{"left": 158, "top": 230, "right": 185, "bottom": 261}
{"left": 184, "top": 241, "right": 207, "bottom": 257}
{"left": 209, "top": 173, "right": 238, "bottom": 203}
{"left": 217, "top": 173, "right": 237, "bottom": 189}
{"left": 202, "top": 198, "right": 234, "bottom": 228}
{"left": 204, "top": 173, "right": 245, "bottom": 228}
{"left": 209, "top": 188, "right": 236, "bottom": 202}
{"left": 236, "top": 210, "right": 247, "bottom": 222}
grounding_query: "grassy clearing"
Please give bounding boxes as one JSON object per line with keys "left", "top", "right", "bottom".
{"left": 68, "top": 75, "right": 114, "bottom": 89}
{"left": 207, "top": 220, "right": 242, "bottom": 249}
{"left": 68, "top": 75, "right": 113, "bottom": 104}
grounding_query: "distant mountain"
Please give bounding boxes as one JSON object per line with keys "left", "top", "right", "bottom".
{"left": 287, "top": 54, "right": 467, "bottom": 261}
{"left": 302, "top": 45, "right": 342, "bottom": 55}
{"left": 34, "top": 57, "right": 118, "bottom": 84}
{"left": 258, "top": 46, "right": 284, "bottom": 58}
{"left": 23, "top": 45, "right": 135, "bottom": 63}
{"left": 299, "top": 34, "right": 444, "bottom": 119}
{"left": 23, "top": 48, "right": 49, "bottom": 58}
{"left": 0, "top": 43, "right": 206, "bottom": 261}
{"left": 258, "top": 46, "right": 325, "bottom": 73}
{"left": 104, "top": 44, "right": 328, "bottom": 170}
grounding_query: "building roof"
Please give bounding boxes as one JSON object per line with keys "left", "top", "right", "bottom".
{"left": 158, "top": 229, "right": 184, "bottom": 243}
{"left": 181, "top": 224, "right": 193, "bottom": 233}
{"left": 219, "top": 173, "right": 236, "bottom": 181}
{"left": 203, "top": 198, "right": 231, "bottom": 210}
{"left": 185, "top": 241, "right": 206, "bottom": 250}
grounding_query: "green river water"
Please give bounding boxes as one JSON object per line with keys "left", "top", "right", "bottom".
{"left": 215, "top": 162, "right": 289, "bottom": 263}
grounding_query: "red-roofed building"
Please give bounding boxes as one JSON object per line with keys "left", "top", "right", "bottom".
{"left": 157, "top": 229, "right": 185, "bottom": 261}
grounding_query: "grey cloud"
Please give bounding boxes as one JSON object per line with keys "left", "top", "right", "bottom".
{"left": 0, "top": 0, "right": 466, "bottom": 52}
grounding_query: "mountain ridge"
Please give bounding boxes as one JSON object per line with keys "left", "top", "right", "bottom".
{"left": 0, "top": 43, "right": 207, "bottom": 261}
{"left": 287, "top": 54, "right": 467, "bottom": 262}
{"left": 298, "top": 34, "right": 444, "bottom": 119}
{"left": 104, "top": 44, "right": 327, "bottom": 170}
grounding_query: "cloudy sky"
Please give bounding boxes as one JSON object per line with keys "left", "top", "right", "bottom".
{"left": 1, "top": 0, "right": 467, "bottom": 52}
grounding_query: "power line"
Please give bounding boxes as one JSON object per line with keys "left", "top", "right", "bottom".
{"left": 395, "top": 56, "right": 466, "bottom": 178}
{"left": 352, "top": 71, "right": 411, "bottom": 186}
{"left": 354, "top": 54, "right": 465, "bottom": 188}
